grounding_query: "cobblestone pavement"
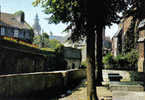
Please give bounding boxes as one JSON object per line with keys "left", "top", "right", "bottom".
{"left": 59, "top": 79, "right": 112, "bottom": 100}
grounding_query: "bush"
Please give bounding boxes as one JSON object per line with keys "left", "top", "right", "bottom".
{"left": 80, "top": 61, "right": 87, "bottom": 69}
{"left": 103, "top": 53, "right": 114, "bottom": 69}
{"left": 103, "top": 49, "right": 138, "bottom": 70}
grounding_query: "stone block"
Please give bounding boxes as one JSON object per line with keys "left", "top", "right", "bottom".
{"left": 112, "top": 91, "right": 145, "bottom": 100}
{"left": 110, "top": 82, "right": 144, "bottom": 92}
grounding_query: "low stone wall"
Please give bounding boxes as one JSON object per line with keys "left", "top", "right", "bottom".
{"left": 102, "top": 70, "right": 131, "bottom": 82}
{"left": 112, "top": 91, "right": 145, "bottom": 100}
{"left": 0, "top": 69, "right": 86, "bottom": 98}
{"left": 102, "top": 70, "right": 145, "bottom": 85}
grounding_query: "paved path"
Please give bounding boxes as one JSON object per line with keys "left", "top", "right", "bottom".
{"left": 59, "top": 79, "right": 112, "bottom": 100}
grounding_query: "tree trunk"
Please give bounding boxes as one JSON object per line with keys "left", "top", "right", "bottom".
{"left": 86, "top": 27, "right": 98, "bottom": 100}
{"left": 96, "top": 27, "right": 103, "bottom": 86}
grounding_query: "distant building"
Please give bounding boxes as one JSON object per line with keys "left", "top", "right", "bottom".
{"left": 63, "top": 36, "right": 86, "bottom": 62}
{"left": 63, "top": 47, "right": 81, "bottom": 69}
{"left": 0, "top": 11, "right": 34, "bottom": 43}
{"left": 32, "top": 14, "right": 41, "bottom": 36}
{"left": 49, "top": 35, "right": 68, "bottom": 43}
{"left": 112, "top": 22, "right": 123, "bottom": 56}
{"left": 103, "top": 36, "right": 112, "bottom": 55}
{"left": 63, "top": 28, "right": 112, "bottom": 62}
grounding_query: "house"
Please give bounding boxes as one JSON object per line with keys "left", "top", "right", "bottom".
{"left": 137, "top": 19, "right": 145, "bottom": 72}
{"left": 112, "top": 16, "right": 134, "bottom": 56}
{"left": 0, "top": 11, "right": 34, "bottom": 43}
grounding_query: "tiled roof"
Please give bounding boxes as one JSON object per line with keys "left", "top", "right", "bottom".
{"left": 0, "top": 12, "right": 31, "bottom": 30}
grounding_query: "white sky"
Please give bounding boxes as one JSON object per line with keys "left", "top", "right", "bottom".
{"left": 1, "top": 0, "right": 118, "bottom": 38}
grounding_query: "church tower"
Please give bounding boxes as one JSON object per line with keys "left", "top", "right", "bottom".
{"left": 33, "top": 14, "right": 41, "bottom": 36}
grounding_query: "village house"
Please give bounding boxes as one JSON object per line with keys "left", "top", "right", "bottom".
{"left": 0, "top": 11, "right": 34, "bottom": 43}
{"left": 111, "top": 14, "right": 145, "bottom": 72}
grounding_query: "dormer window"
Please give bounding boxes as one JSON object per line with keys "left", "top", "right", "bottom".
{"left": 1, "top": 27, "right": 5, "bottom": 36}
{"left": 14, "top": 29, "right": 19, "bottom": 38}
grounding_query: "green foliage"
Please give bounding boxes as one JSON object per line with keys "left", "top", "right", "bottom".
{"left": 55, "top": 44, "right": 64, "bottom": 54}
{"left": 103, "top": 53, "right": 115, "bottom": 69}
{"left": 103, "top": 49, "right": 138, "bottom": 70}
{"left": 48, "top": 39, "right": 62, "bottom": 49}
{"left": 129, "top": 71, "right": 145, "bottom": 87}
{"left": 14, "top": 10, "right": 24, "bottom": 15}
{"left": 41, "top": 48, "right": 55, "bottom": 52}
{"left": 33, "top": 32, "right": 62, "bottom": 50}
{"left": 33, "top": 32, "right": 49, "bottom": 48}
{"left": 81, "top": 61, "right": 88, "bottom": 67}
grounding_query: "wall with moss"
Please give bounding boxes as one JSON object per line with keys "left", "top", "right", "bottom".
{"left": 0, "top": 39, "right": 82, "bottom": 74}
{"left": 0, "top": 39, "right": 57, "bottom": 74}
{"left": 0, "top": 46, "right": 46, "bottom": 74}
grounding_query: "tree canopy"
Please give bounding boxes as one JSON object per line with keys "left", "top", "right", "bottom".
{"left": 33, "top": 32, "right": 62, "bottom": 50}
{"left": 33, "top": 0, "right": 129, "bottom": 41}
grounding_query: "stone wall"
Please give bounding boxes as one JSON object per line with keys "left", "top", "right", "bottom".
{"left": 102, "top": 70, "right": 132, "bottom": 82}
{"left": 138, "top": 29, "right": 145, "bottom": 72}
{"left": 0, "top": 39, "right": 56, "bottom": 74}
{"left": 0, "top": 39, "right": 82, "bottom": 73}
{"left": 0, "top": 46, "right": 45, "bottom": 74}
{"left": 63, "top": 47, "right": 81, "bottom": 69}
{"left": 102, "top": 70, "right": 145, "bottom": 82}
{"left": 65, "top": 59, "right": 81, "bottom": 69}
{"left": 0, "top": 69, "right": 86, "bottom": 98}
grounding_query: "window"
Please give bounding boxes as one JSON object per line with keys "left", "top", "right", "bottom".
{"left": 25, "top": 31, "right": 30, "bottom": 39}
{"left": 14, "top": 29, "right": 19, "bottom": 38}
{"left": 7, "top": 28, "right": 13, "bottom": 37}
{"left": 1, "top": 27, "right": 5, "bottom": 36}
{"left": 18, "top": 30, "right": 24, "bottom": 39}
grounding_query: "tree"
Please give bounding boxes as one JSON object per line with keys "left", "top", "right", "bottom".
{"left": 33, "top": 32, "right": 62, "bottom": 50}
{"left": 33, "top": 0, "right": 130, "bottom": 100}
{"left": 48, "top": 39, "right": 62, "bottom": 49}
{"left": 33, "top": 32, "right": 49, "bottom": 48}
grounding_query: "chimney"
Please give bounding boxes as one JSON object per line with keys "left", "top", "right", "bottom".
{"left": 15, "top": 11, "right": 25, "bottom": 23}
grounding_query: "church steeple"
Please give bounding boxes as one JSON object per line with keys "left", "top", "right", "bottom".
{"left": 33, "top": 13, "right": 41, "bottom": 36}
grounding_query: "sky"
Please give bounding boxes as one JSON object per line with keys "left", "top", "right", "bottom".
{"left": 0, "top": 0, "right": 118, "bottom": 38}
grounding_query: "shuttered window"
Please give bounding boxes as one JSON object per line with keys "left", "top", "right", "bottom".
{"left": 1, "top": 27, "right": 5, "bottom": 36}
{"left": 14, "top": 29, "right": 19, "bottom": 38}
